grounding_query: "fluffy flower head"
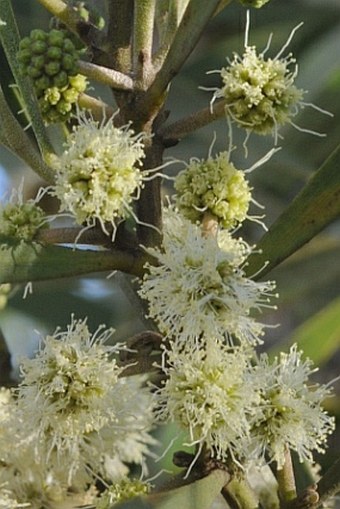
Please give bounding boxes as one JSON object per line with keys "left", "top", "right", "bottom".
{"left": 16, "top": 317, "right": 155, "bottom": 482}
{"left": 139, "top": 208, "right": 276, "bottom": 345}
{"left": 156, "top": 340, "right": 259, "bottom": 461}
{"left": 210, "top": 34, "right": 303, "bottom": 139}
{"left": 250, "top": 345, "right": 335, "bottom": 468}
{"left": 52, "top": 113, "right": 146, "bottom": 235}
{"left": 174, "top": 152, "right": 251, "bottom": 229}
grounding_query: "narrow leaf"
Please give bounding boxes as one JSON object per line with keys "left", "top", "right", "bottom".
{"left": 0, "top": 242, "right": 149, "bottom": 284}
{"left": 287, "top": 297, "right": 340, "bottom": 365}
{"left": 246, "top": 143, "right": 340, "bottom": 278}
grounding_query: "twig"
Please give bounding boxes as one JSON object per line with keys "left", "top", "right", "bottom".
{"left": 160, "top": 99, "right": 227, "bottom": 146}
{"left": 77, "top": 60, "right": 134, "bottom": 90}
{"left": 133, "top": 0, "right": 156, "bottom": 84}
{"left": 137, "top": 0, "right": 221, "bottom": 119}
{"left": 105, "top": 0, "right": 134, "bottom": 73}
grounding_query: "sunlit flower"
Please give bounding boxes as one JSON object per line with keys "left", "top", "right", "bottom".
{"left": 52, "top": 112, "right": 146, "bottom": 236}
{"left": 250, "top": 345, "right": 335, "bottom": 468}
{"left": 174, "top": 152, "right": 252, "bottom": 229}
{"left": 16, "top": 317, "right": 155, "bottom": 482}
{"left": 139, "top": 208, "right": 276, "bottom": 345}
{"left": 155, "top": 339, "right": 259, "bottom": 462}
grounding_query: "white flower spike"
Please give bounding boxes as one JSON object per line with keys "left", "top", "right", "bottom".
{"left": 139, "top": 207, "right": 276, "bottom": 346}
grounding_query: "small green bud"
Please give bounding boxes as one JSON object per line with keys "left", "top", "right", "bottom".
{"left": 31, "top": 54, "right": 45, "bottom": 70}
{"left": 62, "top": 54, "right": 77, "bottom": 71}
{"left": 35, "top": 75, "right": 51, "bottom": 93}
{"left": 56, "top": 98, "right": 73, "bottom": 114}
{"left": 48, "top": 29, "right": 65, "bottom": 47}
{"left": 27, "top": 65, "right": 42, "bottom": 79}
{"left": 53, "top": 70, "right": 68, "bottom": 88}
{"left": 62, "top": 38, "right": 76, "bottom": 53}
{"left": 19, "top": 36, "right": 31, "bottom": 50}
{"left": 44, "top": 61, "right": 61, "bottom": 76}
{"left": 47, "top": 46, "right": 63, "bottom": 60}
{"left": 30, "top": 29, "right": 47, "bottom": 41}
{"left": 31, "top": 40, "right": 48, "bottom": 55}
{"left": 18, "top": 48, "right": 32, "bottom": 65}
{"left": 69, "top": 73, "right": 87, "bottom": 92}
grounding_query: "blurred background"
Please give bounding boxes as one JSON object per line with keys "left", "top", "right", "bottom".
{"left": 0, "top": 0, "right": 339, "bottom": 478}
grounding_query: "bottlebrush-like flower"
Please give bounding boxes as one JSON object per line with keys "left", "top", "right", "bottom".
{"left": 16, "top": 317, "right": 155, "bottom": 482}
{"left": 155, "top": 339, "right": 259, "bottom": 463}
{"left": 139, "top": 208, "right": 276, "bottom": 345}
{"left": 52, "top": 112, "right": 146, "bottom": 237}
{"left": 174, "top": 151, "right": 252, "bottom": 229}
{"left": 250, "top": 345, "right": 335, "bottom": 468}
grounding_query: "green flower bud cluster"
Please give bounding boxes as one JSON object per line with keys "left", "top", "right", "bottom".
{"left": 17, "top": 28, "right": 87, "bottom": 123}
{"left": 0, "top": 200, "right": 48, "bottom": 243}
{"left": 239, "top": 0, "right": 271, "bottom": 8}
{"left": 174, "top": 152, "right": 251, "bottom": 229}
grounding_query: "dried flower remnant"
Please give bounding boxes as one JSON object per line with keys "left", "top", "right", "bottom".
{"left": 52, "top": 112, "right": 146, "bottom": 237}
{"left": 250, "top": 345, "right": 335, "bottom": 468}
{"left": 139, "top": 208, "right": 276, "bottom": 345}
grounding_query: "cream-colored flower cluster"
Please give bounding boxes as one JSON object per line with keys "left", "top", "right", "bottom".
{"left": 52, "top": 113, "right": 146, "bottom": 237}
{"left": 0, "top": 319, "right": 155, "bottom": 509}
{"left": 211, "top": 45, "right": 303, "bottom": 138}
{"left": 174, "top": 152, "right": 252, "bottom": 229}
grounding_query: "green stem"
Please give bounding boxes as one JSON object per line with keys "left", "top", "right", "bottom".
{"left": 105, "top": 0, "right": 134, "bottom": 73}
{"left": 78, "top": 93, "right": 115, "bottom": 119}
{"left": 160, "top": 99, "right": 227, "bottom": 146}
{"left": 316, "top": 457, "right": 340, "bottom": 508}
{"left": 0, "top": 0, "right": 54, "bottom": 159}
{"left": 77, "top": 60, "right": 134, "bottom": 90}
{"left": 221, "top": 475, "right": 259, "bottom": 509}
{"left": 154, "top": 0, "right": 190, "bottom": 65}
{"left": 137, "top": 0, "right": 221, "bottom": 118}
{"left": 276, "top": 448, "right": 297, "bottom": 505}
{"left": 133, "top": 0, "right": 156, "bottom": 84}
{"left": 0, "top": 87, "right": 55, "bottom": 183}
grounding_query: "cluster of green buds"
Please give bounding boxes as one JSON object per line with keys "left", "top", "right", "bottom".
{"left": 17, "top": 28, "right": 87, "bottom": 123}
{"left": 95, "top": 479, "right": 151, "bottom": 509}
{"left": 0, "top": 199, "right": 48, "bottom": 243}
{"left": 174, "top": 152, "right": 252, "bottom": 229}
